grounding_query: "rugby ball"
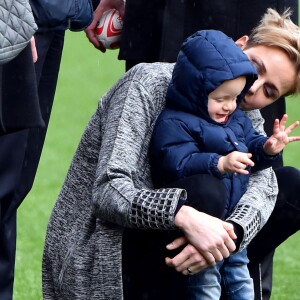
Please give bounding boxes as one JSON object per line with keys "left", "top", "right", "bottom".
{"left": 96, "top": 9, "right": 123, "bottom": 50}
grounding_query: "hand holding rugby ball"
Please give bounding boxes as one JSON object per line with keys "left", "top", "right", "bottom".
{"left": 96, "top": 9, "right": 123, "bottom": 50}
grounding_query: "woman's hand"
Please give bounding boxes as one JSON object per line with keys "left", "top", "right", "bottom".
{"left": 30, "top": 37, "right": 37, "bottom": 63}
{"left": 165, "top": 236, "right": 209, "bottom": 275}
{"left": 85, "top": 0, "right": 125, "bottom": 52}
{"left": 174, "top": 206, "right": 236, "bottom": 265}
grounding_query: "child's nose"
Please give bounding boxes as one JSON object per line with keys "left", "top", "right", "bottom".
{"left": 223, "top": 102, "right": 234, "bottom": 111}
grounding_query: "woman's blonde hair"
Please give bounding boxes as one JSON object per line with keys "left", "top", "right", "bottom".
{"left": 246, "top": 8, "right": 300, "bottom": 94}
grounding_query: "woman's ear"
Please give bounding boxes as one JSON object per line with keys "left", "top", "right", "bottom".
{"left": 235, "top": 35, "right": 249, "bottom": 49}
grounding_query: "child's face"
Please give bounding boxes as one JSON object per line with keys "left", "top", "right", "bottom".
{"left": 208, "top": 76, "right": 246, "bottom": 123}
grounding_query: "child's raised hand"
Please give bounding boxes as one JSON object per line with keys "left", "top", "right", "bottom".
{"left": 263, "top": 114, "right": 300, "bottom": 156}
{"left": 217, "top": 151, "right": 254, "bottom": 175}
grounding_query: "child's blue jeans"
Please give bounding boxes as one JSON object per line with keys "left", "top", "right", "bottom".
{"left": 186, "top": 248, "right": 254, "bottom": 300}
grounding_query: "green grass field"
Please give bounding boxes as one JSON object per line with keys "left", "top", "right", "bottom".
{"left": 14, "top": 31, "right": 300, "bottom": 299}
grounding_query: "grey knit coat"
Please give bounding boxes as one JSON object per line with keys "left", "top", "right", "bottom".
{"left": 42, "top": 62, "right": 278, "bottom": 299}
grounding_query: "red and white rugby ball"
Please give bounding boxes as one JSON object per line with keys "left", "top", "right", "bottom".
{"left": 96, "top": 9, "right": 123, "bottom": 50}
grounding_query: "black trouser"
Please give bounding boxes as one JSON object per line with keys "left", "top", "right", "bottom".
{"left": 247, "top": 166, "right": 300, "bottom": 300}
{"left": 122, "top": 174, "right": 227, "bottom": 299}
{"left": 0, "top": 31, "right": 64, "bottom": 300}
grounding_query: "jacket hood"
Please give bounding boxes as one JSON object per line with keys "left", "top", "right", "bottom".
{"left": 166, "top": 30, "right": 258, "bottom": 122}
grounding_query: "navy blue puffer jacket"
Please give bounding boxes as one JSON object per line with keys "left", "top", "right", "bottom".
{"left": 150, "top": 30, "right": 280, "bottom": 215}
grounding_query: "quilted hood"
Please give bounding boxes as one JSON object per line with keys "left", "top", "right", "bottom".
{"left": 166, "top": 30, "right": 258, "bottom": 122}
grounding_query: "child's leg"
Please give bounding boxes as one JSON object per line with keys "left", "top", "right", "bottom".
{"left": 221, "top": 249, "right": 254, "bottom": 300}
{"left": 122, "top": 174, "right": 227, "bottom": 299}
{"left": 166, "top": 174, "right": 227, "bottom": 219}
{"left": 162, "top": 174, "right": 228, "bottom": 255}
{"left": 186, "top": 262, "right": 223, "bottom": 300}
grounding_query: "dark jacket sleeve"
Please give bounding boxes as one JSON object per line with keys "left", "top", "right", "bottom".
{"left": 29, "top": 0, "right": 94, "bottom": 31}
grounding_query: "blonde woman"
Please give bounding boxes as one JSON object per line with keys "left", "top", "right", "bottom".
{"left": 43, "top": 8, "right": 300, "bottom": 300}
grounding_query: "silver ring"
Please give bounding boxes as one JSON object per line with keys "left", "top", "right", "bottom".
{"left": 187, "top": 267, "right": 193, "bottom": 274}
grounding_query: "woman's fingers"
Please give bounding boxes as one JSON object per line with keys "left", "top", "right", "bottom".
{"left": 166, "top": 236, "right": 188, "bottom": 250}
{"left": 165, "top": 243, "right": 211, "bottom": 274}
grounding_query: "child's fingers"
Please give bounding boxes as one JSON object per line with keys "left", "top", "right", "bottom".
{"left": 285, "top": 121, "right": 300, "bottom": 134}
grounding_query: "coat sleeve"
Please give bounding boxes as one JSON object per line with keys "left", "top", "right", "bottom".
{"left": 227, "top": 109, "right": 278, "bottom": 250}
{"left": 29, "top": 0, "right": 93, "bottom": 31}
{"left": 92, "top": 63, "right": 186, "bottom": 230}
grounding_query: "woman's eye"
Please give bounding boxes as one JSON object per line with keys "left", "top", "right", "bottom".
{"left": 250, "top": 58, "right": 265, "bottom": 76}
{"left": 263, "top": 86, "right": 272, "bottom": 98}
{"left": 252, "top": 61, "right": 262, "bottom": 75}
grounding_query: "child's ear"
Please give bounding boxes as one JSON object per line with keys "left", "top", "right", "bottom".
{"left": 235, "top": 35, "right": 249, "bottom": 49}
